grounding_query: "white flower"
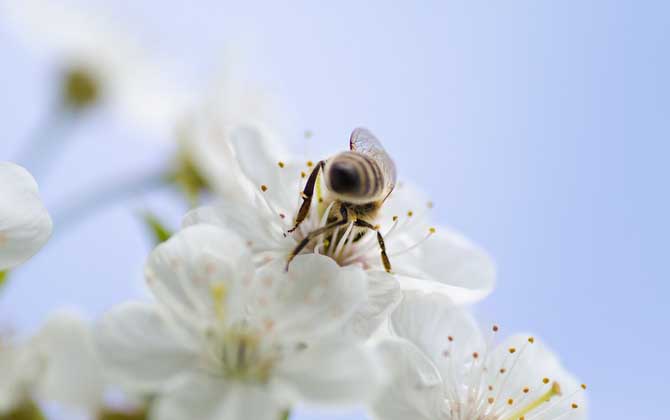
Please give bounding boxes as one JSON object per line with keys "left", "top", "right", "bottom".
{"left": 96, "top": 224, "right": 387, "bottom": 420}
{"left": 372, "top": 292, "right": 587, "bottom": 420}
{"left": 0, "top": 162, "right": 52, "bottom": 270}
{"left": 183, "top": 120, "right": 495, "bottom": 309}
{"left": 0, "top": 311, "right": 105, "bottom": 416}
{"left": 2, "top": 0, "right": 190, "bottom": 136}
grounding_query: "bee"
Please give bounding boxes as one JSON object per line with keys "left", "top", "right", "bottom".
{"left": 286, "top": 127, "right": 397, "bottom": 272}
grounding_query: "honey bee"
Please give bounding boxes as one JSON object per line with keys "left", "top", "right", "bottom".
{"left": 286, "top": 127, "right": 397, "bottom": 272}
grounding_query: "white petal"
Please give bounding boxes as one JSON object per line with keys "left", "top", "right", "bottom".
{"left": 32, "top": 311, "right": 105, "bottom": 412}
{"left": 0, "top": 162, "right": 52, "bottom": 270}
{"left": 397, "top": 228, "right": 496, "bottom": 304}
{"left": 145, "top": 224, "right": 254, "bottom": 328}
{"left": 152, "top": 372, "right": 282, "bottom": 420}
{"left": 371, "top": 338, "right": 443, "bottom": 420}
{"left": 346, "top": 270, "right": 401, "bottom": 339}
{"left": 95, "top": 302, "right": 197, "bottom": 392}
{"left": 0, "top": 343, "right": 36, "bottom": 413}
{"left": 254, "top": 254, "right": 368, "bottom": 341}
{"left": 276, "top": 339, "right": 386, "bottom": 406}
{"left": 484, "top": 334, "right": 588, "bottom": 420}
{"left": 391, "top": 291, "right": 484, "bottom": 380}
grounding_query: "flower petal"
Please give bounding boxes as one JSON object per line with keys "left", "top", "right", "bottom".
{"left": 0, "top": 162, "right": 52, "bottom": 270}
{"left": 346, "top": 270, "right": 401, "bottom": 339}
{"left": 32, "top": 311, "right": 105, "bottom": 412}
{"left": 253, "top": 254, "right": 368, "bottom": 341}
{"left": 152, "top": 372, "right": 282, "bottom": 420}
{"left": 145, "top": 224, "right": 254, "bottom": 329}
{"left": 371, "top": 338, "right": 443, "bottom": 420}
{"left": 391, "top": 291, "right": 484, "bottom": 381}
{"left": 95, "top": 302, "right": 197, "bottom": 392}
{"left": 275, "top": 338, "right": 386, "bottom": 406}
{"left": 484, "top": 334, "right": 588, "bottom": 419}
{"left": 397, "top": 228, "right": 496, "bottom": 304}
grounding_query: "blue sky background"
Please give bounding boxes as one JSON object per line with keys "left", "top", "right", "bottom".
{"left": 1, "top": 1, "right": 668, "bottom": 419}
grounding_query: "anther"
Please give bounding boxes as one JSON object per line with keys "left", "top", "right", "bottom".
{"left": 278, "top": 161, "right": 285, "bottom": 168}
{"left": 301, "top": 171, "right": 307, "bottom": 178}
{"left": 523, "top": 387, "right": 530, "bottom": 394}
{"left": 472, "top": 352, "right": 479, "bottom": 359}
{"left": 279, "top": 213, "right": 286, "bottom": 219}
{"left": 572, "top": 403, "right": 579, "bottom": 409}
{"left": 507, "top": 398, "right": 514, "bottom": 405}
{"left": 488, "top": 397, "right": 495, "bottom": 404}
{"left": 493, "top": 325, "right": 500, "bottom": 332}
{"left": 500, "top": 368, "right": 507, "bottom": 374}
{"left": 448, "top": 336, "right": 454, "bottom": 342}
{"left": 373, "top": 224, "right": 381, "bottom": 230}
{"left": 407, "top": 210, "right": 414, "bottom": 217}
{"left": 581, "top": 383, "right": 587, "bottom": 390}
{"left": 261, "top": 185, "right": 268, "bottom": 192}
{"left": 392, "top": 215, "right": 399, "bottom": 222}
{"left": 429, "top": 227, "right": 436, "bottom": 234}
{"left": 307, "top": 160, "right": 314, "bottom": 167}
{"left": 528, "top": 336, "right": 535, "bottom": 343}
{"left": 509, "top": 347, "right": 516, "bottom": 354}
{"left": 542, "top": 377, "right": 550, "bottom": 384}
{"left": 427, "top": 201, "right": 434, "bottom": 208}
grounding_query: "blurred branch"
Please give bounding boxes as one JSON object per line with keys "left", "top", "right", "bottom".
{"left": 52, "top": 168, "right": 170, "bottom": 233}
{"left": 14, "top": 103, "right": 80, "bottom": 183}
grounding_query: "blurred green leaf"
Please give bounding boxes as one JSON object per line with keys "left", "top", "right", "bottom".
{"left": 166, "top": 149, "right": 209, "bottom": 207}
{"left": 3, "top": 400, "right": 46, "bottom": 420}
{"left": 98, "top": 408, "right": 148, "bottom": 420}
{"left": 279, "top": 409, "right": 291, "bottom": 420}
{"left": 141, "top": 212, "right": 173, "bottom": 245}
{"left": 0, "top": 271, "right": 8, "bottom": 294}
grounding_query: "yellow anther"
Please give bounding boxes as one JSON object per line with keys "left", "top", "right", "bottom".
{"left": 261, "top": 185, "right": 268, "bottom": 192}
{"left": 523, "top": 387, "right": 530, "bottom": 394}
{"left": 507, "top": 398, "right": 514, "bottom": 405}
{"left": 278, "top": 161, "right": 285, "bottom": 168}
{"left": 429, "top": 227, "right": 436, "bottom": 234}
{"left": 392, "top": 215, "right": 399, "bottom": 222}
{"left": 542, "top": 377, "right": 550, "bottom": 384}
{"left": 488, "top": 397, "right": 495, "bottom": 404}
{"left": 528, "top": 336, "right": 535, "bottom": 343}
{"left": 301, "top": 171, "right": 307, "bottom": 178}
{"left": 572, "top": 403, "right": 579, "bottom": 409}
{"left": 500, "top": 368, "right": 507, "bottom": 374}
{"left": 581, "top": 383, "right": 587, "bottom": 390}
{"left": 307, "top": 160, "right": 314, "bottom": 167}
{"left": 509, "top": 347, "right": 517, "bottom": 354}
{"left": 407, "top": 210, "right": 414, "bottom": 217}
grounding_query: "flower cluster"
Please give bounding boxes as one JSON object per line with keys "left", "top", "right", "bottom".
{"left": 0, "top": 3, "right": 588, "bottom": 420}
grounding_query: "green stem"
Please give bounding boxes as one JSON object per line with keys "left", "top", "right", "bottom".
{"left": 279, "top": 409, "right": 291, "bottom": 420}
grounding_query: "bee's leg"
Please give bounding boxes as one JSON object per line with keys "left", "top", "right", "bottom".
{"left": 286, "top": 206, "right": 349, "bottom": 271}
{"left": 354, "top": 220, "right": 392, "bottom": 273}
{"left": 288, "top": 160, "right": 326, "bottom": 234}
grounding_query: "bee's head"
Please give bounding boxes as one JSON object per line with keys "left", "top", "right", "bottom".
{"left": 324, "top": 152, "right": 376, "bottom": 203}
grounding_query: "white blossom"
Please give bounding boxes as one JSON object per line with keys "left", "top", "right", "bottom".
{"left": 0, "top": 162, "right": 52, "bottom": 270}
{"left": 2, "top": 0, "right": 191, "bottom": 136}
{"left": 182, "top": 115, "right": 495, "bottom": 311}
{"left": 372, "top": 292, "right": 587, "bottom": 420}
{"left": 96, "top": 224, "right": 387, "bottom": 420}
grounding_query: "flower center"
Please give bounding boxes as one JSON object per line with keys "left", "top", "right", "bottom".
{"left": 62, "top": 67, "right": 100, "bottom": 110}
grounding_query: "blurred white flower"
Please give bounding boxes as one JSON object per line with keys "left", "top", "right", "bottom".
{"left": 96, "top": 224, "right": 386, "bottom": 420}
{"left": 183, "top": 121, "right": 494, "bottom": 307}
{"left": 0, "top": 162, "right": 52, "bottom": 270}
{"left": 372, "top": 292, "right": 587, "bottom": 420}
{"left": 0, "top": 311, "right": 106, "bottom": 416}
{"left": 2, "top": 0, "right": 191, "bottom": 136}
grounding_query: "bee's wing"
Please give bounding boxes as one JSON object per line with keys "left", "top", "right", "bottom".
{"left": 350, "top": 127, "right": 397, "bottom": 198}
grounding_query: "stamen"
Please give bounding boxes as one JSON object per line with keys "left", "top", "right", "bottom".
{"left": 278, "top": 161, "right": 285, "bottom": 168}
{"left": 307, "top": 160, "right": 314, "bottom": 167}
{"left": 260, "top": 184, "right": 268, "bottom": 192}
{"left": 501, "top": 381, "right": 562, "bottom": 420}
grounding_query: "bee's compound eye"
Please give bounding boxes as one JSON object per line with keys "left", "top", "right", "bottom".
{"left": 328, "top": 161, "right": 361, "bottom": 194}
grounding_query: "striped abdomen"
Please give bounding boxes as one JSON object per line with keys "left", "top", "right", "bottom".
{"left": 324, "top": 151, "right": 384, "bottom": 204}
